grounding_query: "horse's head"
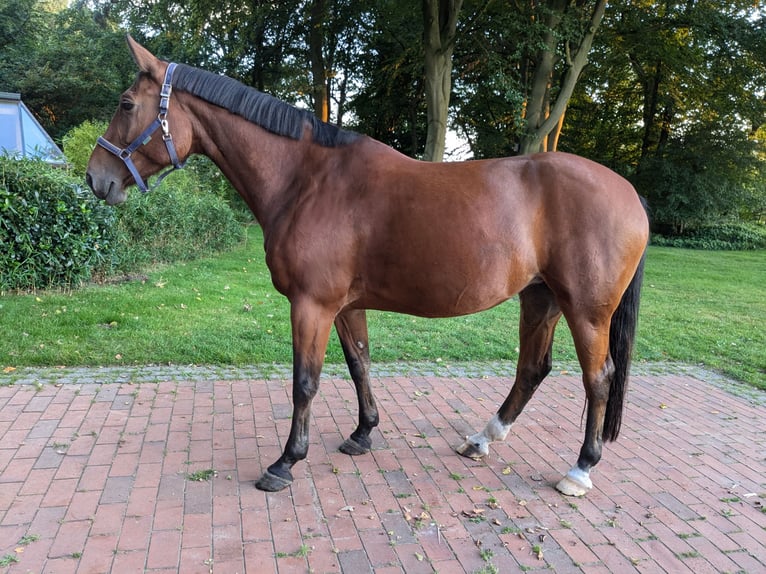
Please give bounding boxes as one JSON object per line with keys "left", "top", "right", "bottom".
{"left": 86, "top": 36, "right": 193, "bottom": 205}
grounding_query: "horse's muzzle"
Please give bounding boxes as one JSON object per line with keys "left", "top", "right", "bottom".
{"left": 85, "top": 170, "right": 126, "bottom": 205}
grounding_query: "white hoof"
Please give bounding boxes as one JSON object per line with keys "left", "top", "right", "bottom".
{"left": 555, "top": 467, "right": 592, "bottom": 497}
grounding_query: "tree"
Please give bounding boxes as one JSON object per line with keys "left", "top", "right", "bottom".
{"left": 422, "top": 0, "right": 463, "bottom": 161}
{"left": 0, "top": 2, "right": 133, "bottom": 140}
{"left": 349, "top": 0, "right": 428, "bottom": 156}
{"left": 304, "top": 0, "right": 372, "bottom": 125}
{"left": 452, "top": 0, "right": 607, "bottom": 158}
{"left": 562, "top": 0, "right": 766, "bottom": 229}
{"left": 308, "top": 0, "right": 330, "bottom": 121}
{"left": 85, "top": 0, "right": 307, "bottom": 99}
{"left": 519, "top": 0, "right": 605, "bottom": 154}
{"left": 0, "top": 0, "right": 37, "bottom": 52}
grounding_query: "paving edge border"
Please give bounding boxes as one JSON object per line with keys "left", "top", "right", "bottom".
{"left": 1, "top": 360, "right": 763, "bottom": 405}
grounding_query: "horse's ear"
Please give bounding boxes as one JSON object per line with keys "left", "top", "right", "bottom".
{"left": 126, "top": 35, "right": 160, "bottom": 75}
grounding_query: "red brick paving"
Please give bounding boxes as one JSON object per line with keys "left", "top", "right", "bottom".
{"left": 0, "top": 371, "right": 764, "bottom": 573}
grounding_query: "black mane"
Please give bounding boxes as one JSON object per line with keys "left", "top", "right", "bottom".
{"left": 172, "top": 64, "right": 360, "bottom": 147}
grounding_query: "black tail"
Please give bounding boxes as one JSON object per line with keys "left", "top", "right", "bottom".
{"left": 602, "top": 243, "right": 647, "bottom": 442}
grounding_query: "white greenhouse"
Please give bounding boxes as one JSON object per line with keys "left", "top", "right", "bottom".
{"left": 0, "top": 91, "right": 65, "bottom": 165}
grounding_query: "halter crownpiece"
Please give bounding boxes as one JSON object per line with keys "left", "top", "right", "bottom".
{"left": 97, "top": 62, "right": 186, "bottom": 193}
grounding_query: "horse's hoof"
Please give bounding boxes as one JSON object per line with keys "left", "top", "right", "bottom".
{"left": 338, "top": 436, "right": 370, "bottom": 456}
{"left": 555, "top": 468, "right": 592, "bottom": 497}
{"left": 255, "top": 470, "right": 292, "bottom": 492}
{"left": 455, "top": 437, "right": 487, "bottom": 460}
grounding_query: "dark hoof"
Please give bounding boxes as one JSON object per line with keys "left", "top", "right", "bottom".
{"left": 338, "top": 436, "right": 371, "bottom": 456}
{"left": 455, "top": 439, "right": 487, "bottom": 460}
{"left": 255, "top": 470, "right": 292, "bottom": 492}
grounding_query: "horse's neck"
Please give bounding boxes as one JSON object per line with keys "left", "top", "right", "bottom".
{"left": 188, "top": 98, "right": 309, "bottom": 228}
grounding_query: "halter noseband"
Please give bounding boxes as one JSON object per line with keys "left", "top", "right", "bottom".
{"left": 97, "top": 62, "right": 185, "bottom": 193}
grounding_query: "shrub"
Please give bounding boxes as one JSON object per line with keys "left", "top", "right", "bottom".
{"left": 61, "top": 120, "right": 246, "bottom": 272}
{"left": 1, "top": 126, "right": 247, "bottom": 291}
{"left": 61, "top": 119, "right": 109, "bottom": 177}
{"left": 651, "top": 222, "right": 766, "bottom": 250}
{"left": 111, "top": 167, "right": 246, "bottom": 271}
{"left": 0, "top": 157, "right": 117, "bottom": 291}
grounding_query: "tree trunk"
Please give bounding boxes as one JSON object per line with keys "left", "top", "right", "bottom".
{"left": 422, "top": 0, "right": 463, "bottom": 162}
{"left": 309, "top": 0, "right": 329, "bottom": 122}
{"left": 638, "top": 61, "right": 663, "bottom": 161}
{"left": 547, "top": 109, "right": 566, "bottom": 151}
{"left": 523, "top": 0, "right": 566, "bottom": 155}
{"left": 519, "top": 0, "right": 606, "bottom": 155}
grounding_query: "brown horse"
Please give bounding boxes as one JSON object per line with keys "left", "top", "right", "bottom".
{"left": 87, "top": 37, "right": 649, "bottom": 495}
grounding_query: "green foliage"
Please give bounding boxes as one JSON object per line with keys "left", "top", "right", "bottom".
{"left": 4, "top": 0, "right": 764, "bottom": 241}
{"left": 62, "top": 120, "right": 250, "bottom": 221}
{"left": 1, "top": 152, "right": 245, "bottom": 291}
{"left": 62, "top": 120, "right": 109, "bottom": 178}
{"left": 652, "top": 223, "right": 766, "bottom": 250}
{"left": 58, "top": 119, "right": 248, "bottom": 272}
{"left": 179, "top": 156, "right": 252, "bottom": 222}
{"left": 0, "top": 554, "right": 19, "bottom": 567}
{"left": 185, "top": 468, "right": 217, "bottom": 481}
{"left": 0, "top": 3, "right": 135, "bottom": 140}
{"left": 349, "top": 0, "right": 427, "bottom": 157}
{"left": 111, "top": 168, "right": 245, "bottom": 271}
{"left": 632, "top": 122, "right": 765, "bottom": 232}
{"left": 0, "top": 157, "right": 117, "bottom": 291}
{"left": 564, "top": 1, "right": 766, "bottom": 231}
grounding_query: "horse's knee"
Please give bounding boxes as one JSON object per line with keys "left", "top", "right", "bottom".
{"left": 293, "top": 371, "right": 319, "bottom": 406}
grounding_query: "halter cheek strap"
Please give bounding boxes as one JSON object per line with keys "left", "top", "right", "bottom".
{"left": 97, "top": 62, "right": 186, "bottom": 193}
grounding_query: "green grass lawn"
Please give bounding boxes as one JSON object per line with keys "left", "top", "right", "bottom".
{"left": 1, "top": 226, "right": 763, "bottom": 390}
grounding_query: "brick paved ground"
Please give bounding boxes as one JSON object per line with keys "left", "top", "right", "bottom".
{"left": 0, "top": 366, "right": 764, "bottom": 573}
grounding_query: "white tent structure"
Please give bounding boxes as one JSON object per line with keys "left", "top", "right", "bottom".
{"left": 0, "top": 91, "right": 65, "bottom": 165}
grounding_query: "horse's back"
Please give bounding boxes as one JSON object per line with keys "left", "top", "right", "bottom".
{"left": 337, "top": 147, "right": 646, "bottom": 317}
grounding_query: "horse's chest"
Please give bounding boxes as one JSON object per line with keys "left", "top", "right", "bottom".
{"left": 263, "top": 227, "right": 354, "bottom": 301}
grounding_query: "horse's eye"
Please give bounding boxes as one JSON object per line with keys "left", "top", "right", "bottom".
{"left": 121, "top": 100, "right": 135, "bottom": 112}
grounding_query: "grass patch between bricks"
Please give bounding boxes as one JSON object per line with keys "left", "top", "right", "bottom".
{"left": 184, "top": 468, "right": 217, "bottom": 482}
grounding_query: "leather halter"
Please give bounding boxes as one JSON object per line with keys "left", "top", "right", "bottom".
{"left": 96, "top": 63, "right": 185, "bottom": 193}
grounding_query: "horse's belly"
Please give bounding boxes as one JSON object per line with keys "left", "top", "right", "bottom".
{"left": 357, "top": 258, "right": 534, "bottom": 318}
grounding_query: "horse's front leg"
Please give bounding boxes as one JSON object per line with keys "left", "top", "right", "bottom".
{"left": 255, "top": 299, "right": 335, "bottom": 492}
{"left": 335, "top": 309, "right": 379, "bottom": 455}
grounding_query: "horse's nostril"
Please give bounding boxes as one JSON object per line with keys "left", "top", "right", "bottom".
{"left": 85, "top": 172, "right": 94, "bottom": 191}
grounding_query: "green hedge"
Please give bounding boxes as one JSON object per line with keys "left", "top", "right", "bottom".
{"left": 651, "top": 223, "right": 766, "bottom": 250}
{"left": 1, "top": 155, "right": 246, "bottom": 291}
{"left": 0, "top": 157, "right": 117, "bottom": 290}
{"left": 112, "top": 167, "right": 246, "bottom": 271}
{"left": 62, "top": 120, "right": 247, "bottom": 271}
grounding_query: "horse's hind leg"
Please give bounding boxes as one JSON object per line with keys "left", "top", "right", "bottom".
{"left": 335, "top": 309, "right": 380, "bottom": 455}
{"left": 457, "top": 283, "right": 561, "bottom": 459}
{"left": 554, "top": 314, "right": 613, "bottom": 497}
